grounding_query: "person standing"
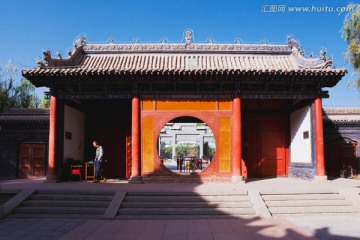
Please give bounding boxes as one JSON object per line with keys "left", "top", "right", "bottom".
{"left": 93, "top": 140, "right": 103, "bottom": 183}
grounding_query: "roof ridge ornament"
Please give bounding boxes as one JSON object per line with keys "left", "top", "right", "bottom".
{"left": 42, "top": 49, "right": 52, "bottom": 65}
{"left": 36, "top": 56, "right": 43, "bottom": 67}
{"left": 73, "top": 34, "right": 87, "bottom": 49}
{"left": 287, "top": 36, "right": 300, "bottom": 51}
{"left": 291, "top": 45, "right": 332, "bottom": 69}
{"left": 207, "top": 37, "right": 214, "bottom": 44}
{"left": 319, "top": 49, "right": 326, "bottom": 61}
{"left": 57, "top": 51, "right": 62, "bottom": 59}
{"left": 185, "top": 30, "right": 192, "bottom": 45}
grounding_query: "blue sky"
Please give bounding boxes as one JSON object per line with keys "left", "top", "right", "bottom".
{"left": 0, "top": 0, "right": 359, "bottom": 107}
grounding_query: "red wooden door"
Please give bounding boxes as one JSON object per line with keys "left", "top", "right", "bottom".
{"left": 260, "top": 115, "right": 287, "bottom": 176}
{"left": 245, "top": 115, "right": 260, "bottom": 177}
{"left": 19, "top": 143, "right": 46, "bottom": 178}
{"left": 245, "top": 115, "right": 287, "bottom": 177}
{"left": 19, "top": 144, "right": 31, "bottom": 178}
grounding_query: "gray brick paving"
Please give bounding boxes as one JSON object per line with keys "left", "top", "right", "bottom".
{"left": 0, "top": 218, "right": 86, "bottom": 240}
{"left": 0, "top": 177, "right": 359, "bottom": 239}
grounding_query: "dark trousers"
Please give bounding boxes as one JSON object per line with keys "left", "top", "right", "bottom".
{"left": 95, "top": 160, "right": 102, "bottom": 180}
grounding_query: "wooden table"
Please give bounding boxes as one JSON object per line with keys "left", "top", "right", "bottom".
{"left": 85, "top": 162, "right": 95, "bottom": 181}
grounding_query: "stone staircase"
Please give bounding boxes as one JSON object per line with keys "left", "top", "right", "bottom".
{"left": 116, "top": 191, "right": 256, "bottom": 219}
{"left": 260, "top": 190, "right": 360, "bottom": 218}
{"left": 0, "top": 190, "right": 18, "bottom": 206}
{"left": 8, "top": 189, "right": 115, "bottom": 219}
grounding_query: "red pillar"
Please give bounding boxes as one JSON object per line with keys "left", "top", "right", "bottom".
{"left": 45, "top": 96, "right": 59, "bottom": 182}
{"left": 232, "top": 96, "right": 243, "bottom": 182}
{"left": 314, "top": 97, "right": 326, "bottom": 178}
{"left": 130, "top": 95, "right": 141, "bottom": 182}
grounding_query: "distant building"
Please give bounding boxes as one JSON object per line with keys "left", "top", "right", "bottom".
{"left": 0, "top": 108, "right": 49, "bottom": 180}
{"left": 323, "top": 108, "right": 360, "bottom": 179}
{"left": 22, "top": 33, "right": 347, "bottom": 182}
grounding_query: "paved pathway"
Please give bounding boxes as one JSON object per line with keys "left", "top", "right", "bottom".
{"left": 0, "top": 217, "right": 317, "bottom": 240}
{"left": 0, "top": 177, "right": 360, "bottom": 240}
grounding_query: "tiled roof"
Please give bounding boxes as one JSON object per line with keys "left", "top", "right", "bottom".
{"left": 22, "top": 41, "right": 346, "bottom": 77}
{"left": 323, "top": 108, "right": 360, "bottom": 124}
{"left": 0, "top": 108, "right": 49, "bottom": 123}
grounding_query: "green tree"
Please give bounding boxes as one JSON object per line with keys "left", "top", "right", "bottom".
{"left": 40, "top": 97, "right": 50, "bottom": 108}
{"left": 203, "top": 142, "right": 215, "bottom": 159}
{"left": 160, "top": 145, "right": 173, "bottom": 159}
{"left": 0, "top": 61, "right": 18, "bottom": 111}
{"left": 342, "top": 3, "right": 360, "bottom": 89}
{"left": 176, "top": 143, "right": 199, "bottom": 157}
{"left": 0, "top": 60, "right": 41, "bottom": 111}
{"left": 16, "top": 78, "right": 40, "bottom": 108}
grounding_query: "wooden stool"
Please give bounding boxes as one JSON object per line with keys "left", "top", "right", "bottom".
{"left": 85, "top": 162, "right": 95, "bottom": 182}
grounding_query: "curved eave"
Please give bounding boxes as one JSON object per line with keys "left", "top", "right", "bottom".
{"left": 23, "top": 68, "right": 347, "bottom": 77}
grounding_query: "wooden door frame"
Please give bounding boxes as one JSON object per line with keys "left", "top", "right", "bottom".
{"left": 18, "top": 142, "right": 47, "bottom": 178}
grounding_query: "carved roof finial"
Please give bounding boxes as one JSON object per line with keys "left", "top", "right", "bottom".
{"left": 57, "top": 51, "right": 62, "bottom": 59}
{"left": 235, "top": 39, "right": 242, "bottom": 44}
{"left": 108, "top": 38, "right": 115, "bottom": 44}
{"left": 319, "top": 49, "right": 326, "bottom": 61}
{"left": 161, "top": 37, "right": 167, "bottom": 44}
{"left": 74, "top": 34, "right": 87, "bottom": 49}
{"left": 36, "top": 56, "right": 43, "bottom": 67}
{"left": 134, "top": 38, "right": 140, "bottom": 44}
{"left": 185, "top": 30, "right": 192, "bottom": 45}
{"left": 287, "top": 36, "right": 300, "bottom": 51}
{"left": 42, "top": 49, "right": 52, "bottom": 64}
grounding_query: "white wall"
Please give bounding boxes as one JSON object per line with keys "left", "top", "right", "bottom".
{"left": 64, "top": 105, "right": 85, "bottom": 162}
{"left": 290, "top": 106, "right": 312, "bottom": 163}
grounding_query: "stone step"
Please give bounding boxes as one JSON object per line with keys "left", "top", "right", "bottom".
{"left": 121, "top": 201, "right": 253, "bottom": 208}
{"left": 262, "top": 194, "right": 344, "bottom": 201}
{"left": 260, "top": 189, "right": 338, "bottom": 195}
{"left": 0, "top": 196, "right": 16, "bottom": 205}
{"left": 35, "top": 189, "right": 115, "bottom": 195}
{"left": 14, "top": 206, "right": 106, "bottom": 215}
{"left": 30, "top": 194, "right": 114, "bottom": 201}
{"left": 124, "top": 195, "right": 251, "bottom": 202}
{"left": 0, "top": 191, "right": 18, "bottom": 205}
{"left": 126, "top": 191, "right": 248, "bottom": 196}
{"left": 272, "top": 213, "right": 360, "bottom": 218}
{"left": 118, "top": 207, "right": 256, "bottom": 215}
{"left": 268, "top": 206, "right": 356, "bottom": 214}
{"left": 22, "top": 200, "right": 110, "bottom": 208}
{"left": 265, "top": 199, "right": 352, "bottom": 207}
{"left": 116, "top": 214, "right": 252, "bottom": 220}
{"left": 7, "top": 213, "right": 101, "bottom": 219}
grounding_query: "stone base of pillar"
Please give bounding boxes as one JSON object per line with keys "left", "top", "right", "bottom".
{"left": 44, "top": 175, "right": 60, "bottom": 183}
{"left": 313, "top": 175, "right": 328, "bottom": 182}
{"left": 129, "top": 176, "right": 143, "bottom": 184}
{"left": 231, "top": 175, "right": 245, "bottom": 183}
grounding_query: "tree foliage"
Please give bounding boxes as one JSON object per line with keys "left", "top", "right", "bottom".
{"left": 176, "top": 143, "right": 199, "bottom": 157}
{"left": 342, "top": 3, "right": 360, "bottom": 89}
{"left": 160, "top": 145, "right": 173, "bottom": 159}
{"left": 0, "top": 61, "right": 43, "bottom": 111}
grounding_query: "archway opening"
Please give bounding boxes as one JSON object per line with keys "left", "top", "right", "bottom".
{"left": 157, "top": 116, "right": 216, "bottom": 174}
